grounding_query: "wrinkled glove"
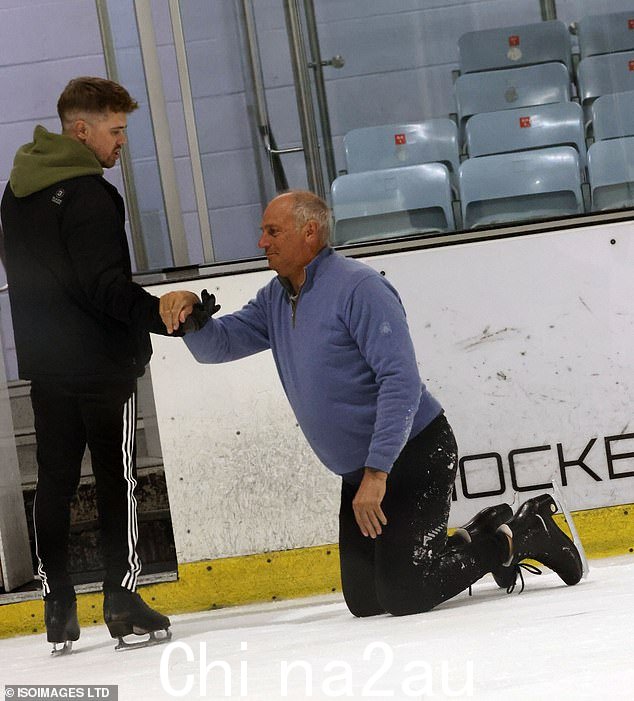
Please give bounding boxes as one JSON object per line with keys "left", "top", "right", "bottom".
{"left": 180, "top": 289, "right": 221, "bottom": 334}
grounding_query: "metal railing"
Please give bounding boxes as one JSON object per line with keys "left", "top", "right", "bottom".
{"left": 95, "top": 0, "right": 191, "bottom": 269}
{"left": 303, "top": 0, "right": 338, "bottom": 186}
{"left": 95, "top": 0, "right": 149, "bottom": 271}
{"left": 168, "top": 0, "right": 215, "bottom": 264}
{"left": 540, "top": 0, "right": 557, "bottom": 21}
{"left": 282, "top": 0, "right": 326, "bottom": 198}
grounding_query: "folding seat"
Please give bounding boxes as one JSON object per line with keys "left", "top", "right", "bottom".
{"left": 455, "top": 62, "right": 571, "bottom": 134}
{"left": 578, "top": 11, "right": 634, "bottom": 60}
{"left": 331, "top": 164, "right": 455, "bottom": 245}
{"left": 458, "top": 20, "right": 573, "bottom": 75}
{"left": 577, "top": 52, "right": 634, "bottom": 121}
{"left": 465, "top": 102, "right": 587, "bottom": 168}
{"left": 343, "top": 119, "right": 460, "bottom": 178}
{"left": 458, "top": 147, "right": 584, "bottom": 229}
{"left": 588, "top": 137, "right": 634, "bottom": 210}
{"left": 590, "top": 90, "right": 634, "bottom": 141}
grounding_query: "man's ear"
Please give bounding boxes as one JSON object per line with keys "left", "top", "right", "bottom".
{"left": 73, "top": 118, "right": 88, "bottom": 143}
{"left": 303, "top": 219, "right": 319, "bottom": 242}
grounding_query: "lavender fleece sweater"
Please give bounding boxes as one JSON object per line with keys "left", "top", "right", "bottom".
{"left": 184, "top": 247, "right": 442, "bottom": 478}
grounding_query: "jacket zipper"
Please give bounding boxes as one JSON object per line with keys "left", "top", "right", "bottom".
{"left": 290, "top": 290, "right": 301, "bottom": 328}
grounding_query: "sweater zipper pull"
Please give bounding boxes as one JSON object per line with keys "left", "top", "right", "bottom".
{"left": 290, "top": 291, "right": 303, "bottom": 328}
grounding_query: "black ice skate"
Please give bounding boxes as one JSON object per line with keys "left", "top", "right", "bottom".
{"left": 103, "top": 589, "right": 172, "bottom": 651}
{"left": 449, "top": 503, "right": 517, "bottom": 590}
{"left": 451, "top": 503, "right": 513, "bottom": 543}
{"left": 45, "top": 597, "right": 80, "bottom": 656}
{"left": 497, "top": 493, "right": 583, "bottom": 592}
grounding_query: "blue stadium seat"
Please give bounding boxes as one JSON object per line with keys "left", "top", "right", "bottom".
{"left": 458, "top": 146, "right": 584, "bottom": 229}
{"left": 465, "top": 102, "right": 587, "bottom": 168}
{"left": 590, "top": 90, "right": 634, "bottom": 140}
{"left": 459, "top": 20, "right": 572, "bottom": 75}
{"left": 455, "top": 62, "right": 571, "bottom": 133}
{"left": 331, "top": 165, "right": 455, "bottom": 244}
{"left": 578, "top": 11, "right": 634, "bottom": 60}
{"left": 343, "top": 120, "right": 460, "bottom": 177}
{"left": 577, "top": 52, "right": 634, "bottom": 120}
{"left": 588, "top": 137, "right": 634, "bottom": 210}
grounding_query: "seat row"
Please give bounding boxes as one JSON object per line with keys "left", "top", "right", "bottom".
{"left": 458, "top": 12, "right": 634, "bottom": 73}
{"left": 455, "top": 50, "right": 634, "bottom": 132}
{"left": 332, "top": 145, "right": 634, "bottom": 243}
{"left": 331, "top": 105, "right": 634, "bottom": 242}
{"left": 455, "top": 13, "right": 634, "bottom": 130}
{"left": 330, "top": 12, "right": 634, "bottom": 243}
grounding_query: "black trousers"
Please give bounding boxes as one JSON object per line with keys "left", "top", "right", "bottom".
{"left": 30, "top": 378, "right": 142, "bottom": 598}
{"left": 339, "top": 414, "right": 504, "bottom": 617}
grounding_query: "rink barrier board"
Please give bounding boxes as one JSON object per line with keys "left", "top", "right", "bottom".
{"left": 1, "top": 503, "right": 633, "bottom": 639}
{"left": 148, "top": 222, "right": 634, "bottom": 566}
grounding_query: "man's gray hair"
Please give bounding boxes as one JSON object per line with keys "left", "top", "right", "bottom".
{"left": 290, "top": 190, "right": 332, "bottom": 245}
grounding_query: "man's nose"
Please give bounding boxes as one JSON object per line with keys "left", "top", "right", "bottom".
{"left": 258, "top": 232, "right": 269, "bottom": 249}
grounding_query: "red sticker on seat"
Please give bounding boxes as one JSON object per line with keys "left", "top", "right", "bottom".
{"left": 629, "top": 60, "right": 634, "bottom": 71}
{"left": 508, "top": 35, "right": 520, "bottom": 47}
{"left": 628, "top": 19, "right": 634, "bottom": 30}
{"left": 519, "top": 116, "right": 531, "bottom": 128}
{"left": 394, "top": 133, "right": 406, "bottom": 145}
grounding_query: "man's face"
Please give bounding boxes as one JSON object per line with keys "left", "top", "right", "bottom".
{"left": 78, "top": 111, "right": 128, "bottom": 168}
{"left": 258, "top": 195, "right": 312, "bottom": 280}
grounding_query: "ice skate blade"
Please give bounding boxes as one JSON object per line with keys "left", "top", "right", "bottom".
{"left": 51, "top": 641, "right": 74, "bottom": 656}
{"left": 114, "top": 629, "right": 172, "bottom": 651}
{"left": 550, "top": 472, "right": 590, "bottom": 580}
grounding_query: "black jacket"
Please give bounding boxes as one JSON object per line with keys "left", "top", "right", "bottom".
{"left": 0, "top": 175, "right": 167, "bottom": 382}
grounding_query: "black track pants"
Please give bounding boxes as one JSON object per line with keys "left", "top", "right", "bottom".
{"left": 339, "top": 414, "right": 504, "bottom": 617}
{"left": 31, "top": 378, "right": 141, "bottom": 598}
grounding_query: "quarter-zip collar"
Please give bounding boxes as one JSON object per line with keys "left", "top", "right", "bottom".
{"left": 277, "top": 246, "right": 333, "bottom": 328}
{"left": 277, "top": 245, "right": 333, "bottom": 300}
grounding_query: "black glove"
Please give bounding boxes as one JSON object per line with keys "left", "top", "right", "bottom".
{"left": 180, "top": 289, "right": 221, "bottom": 334}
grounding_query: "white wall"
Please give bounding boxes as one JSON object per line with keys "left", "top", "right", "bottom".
{"left": 148, "top": 220, "right": 634, "bottom": 565}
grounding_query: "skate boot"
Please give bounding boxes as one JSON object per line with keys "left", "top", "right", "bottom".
{"left": 104, "top": 589, "right": 171, "bottom": 651}
{"left": 45, "top": 596, "right": 80, "bottom": 656}
{"left": 448, "top": 503, "right": 516, "bottom": 590}
{"left": 450, "top": 503, "right": 513, "bottom": 544}
{"left": 497, "top": 493, "right": 583, "bottom": 592}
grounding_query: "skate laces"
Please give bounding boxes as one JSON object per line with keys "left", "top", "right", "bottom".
{"left": 506, "top": 562, "right": 542, "bottom": 594}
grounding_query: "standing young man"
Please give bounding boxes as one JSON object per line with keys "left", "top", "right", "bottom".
{"left": 1, "top": 77, "right": 172, "bottom": 652}
{"left": 161, "top": 191, "right": 583, "bottom": 617}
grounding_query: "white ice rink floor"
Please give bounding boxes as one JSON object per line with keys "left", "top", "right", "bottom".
{"left": 2, "top": 556, "right": 633, "bottom": 701}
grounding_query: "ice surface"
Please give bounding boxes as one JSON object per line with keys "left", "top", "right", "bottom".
{"left": 2, "top": 557, "right": 633, "bottom": 700}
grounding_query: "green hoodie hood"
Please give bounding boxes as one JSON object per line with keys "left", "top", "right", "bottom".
{"left": 9, "top": 125, "right": 103, "bottom": 198}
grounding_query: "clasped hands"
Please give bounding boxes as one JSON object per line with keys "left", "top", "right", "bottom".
{"left": 159, "top": 289, "right": 221, "bottom": 334}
